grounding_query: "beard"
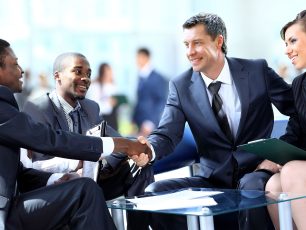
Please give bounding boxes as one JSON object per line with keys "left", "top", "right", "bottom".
{"left": 74, "top": 94, "right": 85, "bottom": 100}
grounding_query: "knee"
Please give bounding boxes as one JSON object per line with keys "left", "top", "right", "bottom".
{"left": 74, "top": 177, "right": 102, "bottom": 194}
{"left": 145, "top": 181, "right": 166, "bottom": 193}
{"left": 281, "top": 160, "right": 305, "bottom": 189}
{"left": 265, "top": 173, "right": 282, "bottom": 192}
{"left": 281, "top": 160, "right": 301, "bottom": 179}
{"left": 239, "top": 171, "right": 271, "bottom": 191}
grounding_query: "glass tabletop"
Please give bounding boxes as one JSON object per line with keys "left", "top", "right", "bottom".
{"left": 106, "top": 187, "right": 306, "bottom": 217}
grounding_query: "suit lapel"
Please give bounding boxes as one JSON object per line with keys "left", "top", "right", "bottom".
{"left": 78, "top": 101, "right": 92, "bottom": 135}
{"left": 48, "top": 91, "right": 70, "bottom": 131}
{"left": 189, "top": 71, "right": 226, "bottom": 137}
{"left": 227, "top": 58, "right": 250, "bottom": 143}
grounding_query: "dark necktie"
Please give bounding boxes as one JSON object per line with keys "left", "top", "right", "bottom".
{"left": 208, "top": 82, "right": 233, "bottom": 142}
{"left": 69, "top": 110, "right": 81, "bottom": 134}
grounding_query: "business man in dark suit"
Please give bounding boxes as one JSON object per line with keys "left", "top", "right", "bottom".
{"left": 132, "top": 13, "right": 295, "bottom": 230}
{"left": 22, "top": 52, "right": 135, "bottom": 200}
{"left": 132, "top": 47, "right": 168, "bottom": 136}
{"left": 0, "top": 39, "right": 150, "bottom": 230}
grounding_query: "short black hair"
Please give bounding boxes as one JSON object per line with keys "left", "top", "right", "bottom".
{"left": 183, "top": 13, "right": 228, "bottom": 54}
{"left": 0, "top": 39, "right": 10, "bottom": 68}
{"left": 137, "top": 47, "right": 150, "bottom": 57}
{"left": 53, "top": 52, "right": 87, "bottom": 74}
{"left": 280, "top": 10, "right": 306, "bottom": 40}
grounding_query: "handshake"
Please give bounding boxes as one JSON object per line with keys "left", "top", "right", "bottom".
{"left": 112, "top": 137, "right": 153, "bottom": 163}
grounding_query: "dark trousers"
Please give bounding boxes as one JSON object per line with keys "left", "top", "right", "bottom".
{"left": 7, "top": 178, "right": 116, "bottom": 230}
{"left": 129, "top": 171, "right": 274, "bottom": 230}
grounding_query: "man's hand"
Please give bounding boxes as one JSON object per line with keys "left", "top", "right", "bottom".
{"left": 112, "top": 136, "right": 152, "bottom": 161}
{"left": 74, "top": 160, "right": 83, "bottom": 172}
{"left": 255, "top": 159, "right": 282, "bottom": 173}
{"left": 131, "top": 153, "right": 150, "bottom": 167}
{"left": 130, "top": 136, "right": 152, "bottom": 167}
{"left": 54, "top": 173, "right": 80, "bottom": 184}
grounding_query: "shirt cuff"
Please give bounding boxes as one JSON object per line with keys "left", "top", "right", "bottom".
{"left": 47, "top": 173, "right": 64, "bottom": 186}
{"left": 150, "top": 144, "right": 156, "bottom": 161}
{"left": 100, "top": 137, "right": 114, "bottom": 158}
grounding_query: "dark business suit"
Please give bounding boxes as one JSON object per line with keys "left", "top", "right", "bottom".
{"left": 281, "top": 72, "right": 306, "bottom": 149}
{"left": 0, "top": 85, "right": 115, "bottom": 229}
{"left": 133, "top": 70, "right": 168, "bottom": 128}
{"left": 23, "top": 91, "right": 130, "bottom": 200}
{"left": 146, "top": 58, "right": 295, "bottom": 230}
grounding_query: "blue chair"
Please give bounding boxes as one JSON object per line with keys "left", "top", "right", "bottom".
{"left": 153, "top": 125, "right": 198, "bottom": 174}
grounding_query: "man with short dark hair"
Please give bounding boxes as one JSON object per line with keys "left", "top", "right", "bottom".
{"left": 133, "top": 13, "right": 295, "bottom": 230}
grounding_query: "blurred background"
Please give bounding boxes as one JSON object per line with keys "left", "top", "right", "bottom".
{"left": 0, "top": 0, "right": 303, "bottom": 134}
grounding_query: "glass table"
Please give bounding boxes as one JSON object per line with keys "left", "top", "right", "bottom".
{"left": 107, "top": 188, "right": 306, "bottom": 230}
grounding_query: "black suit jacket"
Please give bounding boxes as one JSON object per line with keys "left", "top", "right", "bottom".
{"left": 0, "top": 86, "right": 103, "bottom": 228}
{"left": 281, "top": 72, "right": 306, "bottom": 150}
{"left": 149, "top": 58, "right": 295, "bottom": 187}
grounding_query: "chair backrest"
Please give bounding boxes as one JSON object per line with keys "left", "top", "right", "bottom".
{"left": 271, "top": 119, "right": 288, "bottom": 138}
{"left": 153, "top": 125, "right": 198, "bottom": 174}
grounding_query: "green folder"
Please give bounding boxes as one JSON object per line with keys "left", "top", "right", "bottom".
{"left": 237, "top": 138, "right": 306, "bottom": 165}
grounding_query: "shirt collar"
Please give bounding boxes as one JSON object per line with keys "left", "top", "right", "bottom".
{"left": 201, "top": 58, "right": 232, "bottom": 88}
{"left": 57, "top": 94, "right": 81, "bottom": 115}
{"left": 139, "top": 62, "right": 153, "bottom": 78}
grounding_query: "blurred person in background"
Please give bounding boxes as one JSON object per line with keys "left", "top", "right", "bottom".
{"left": 132, "top": 47, "right": 168, "bottom": 136}
{"left": 27, "top": 72, "right": 52, "bottom": 101}
{"left": 87, "top": 62, "right": 119, "bottom": 130}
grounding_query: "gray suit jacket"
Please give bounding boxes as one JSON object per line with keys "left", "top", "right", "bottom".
{"left": 0, "top": 86, "right": 103, "bottom": 228}
{"left": 23, "top": 91, "right": 126, "bottom": 168}
{"left": 149, "top": 57, "right": 295, "bottom": 187}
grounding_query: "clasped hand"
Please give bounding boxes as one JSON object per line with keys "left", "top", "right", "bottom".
{"left": 113, "top": 136, "right": 152, "bottom": 166}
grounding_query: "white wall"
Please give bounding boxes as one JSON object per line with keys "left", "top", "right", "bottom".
{"left": 0, "top": 0, "right": 304, "bottom": 102}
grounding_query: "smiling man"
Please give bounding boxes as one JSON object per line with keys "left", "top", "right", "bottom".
{"left": 23, "top": 53, "right": 96, "bottom": 173}
{"left": 22, "top": 53, "right": 152, "bottom": 201}
{"left": 131, "top": 13, "right": 296, "bottom": 230}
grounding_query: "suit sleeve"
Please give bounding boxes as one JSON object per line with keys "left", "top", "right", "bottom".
{"left": 265, "top": 61, "right": 295, "bottom": 116}
{"left": 0, "top": 98, "right": 102, "bottom": 161}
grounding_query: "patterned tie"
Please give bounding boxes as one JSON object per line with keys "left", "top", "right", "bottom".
{"left": 208, "top": 82, "right": 233, "bottom": 142}
{"left": 69, "top": 110, "right": 81, "bottom": 134}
